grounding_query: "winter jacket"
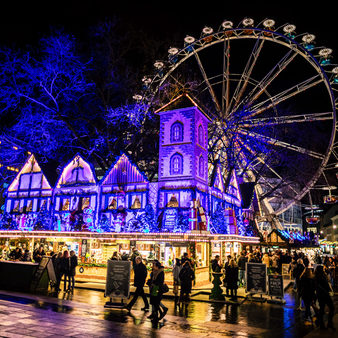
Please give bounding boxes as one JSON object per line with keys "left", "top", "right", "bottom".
{"left": 225, "top": 266, "right": 238, "bottom": 289}
{"left": 237, "top": 256, "right": 247, "bottom": 270}
{"left": 133, "top": 262, "right": 148, "bottom": 287}
{"left": 179, "top": 265, "right": 195, "bottom": 294}
{"left": 69, "top": 255, "right": 78, "bottom": 276}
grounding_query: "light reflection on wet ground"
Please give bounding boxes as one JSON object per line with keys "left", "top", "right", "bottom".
{"left": 0, "top": 286, "right": 330, "bottom": 337}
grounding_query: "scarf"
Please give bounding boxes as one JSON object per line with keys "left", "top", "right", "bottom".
{"left": 152, "top": 267, "right": 163, "bottom": 282}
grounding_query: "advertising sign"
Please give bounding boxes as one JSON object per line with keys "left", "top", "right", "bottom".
{"left": 246, "top": 262, "right": 267, "bottom": 294}
{"left": 268, "top": 274, "right": 284, "bottom": 298}
{"left": 105, "top": 260, "right": 131, "bottom": 299}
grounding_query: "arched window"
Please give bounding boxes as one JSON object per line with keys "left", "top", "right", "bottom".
{"left": 198, "top": 124, "right": 204, "bottom": 146}
{"left": 198, "top": 156, "right": 204, "bottom": 177}
{"left": 170, "top": 153, "right": 183, "bottom": 175}
{"left": 171, "top": 121, "right": 184, "bottom": 143}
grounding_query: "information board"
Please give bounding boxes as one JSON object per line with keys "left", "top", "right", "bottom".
{"left": 46, "top": 258, "right": 57, "bottom": 285}
{"left": 105, "top": 260, "right": 131, "bottom": 299}
{"left": 268, "top": 274, "right": 284, "bottom": 298}
{"left": 246, "top": 262, "right": 267, "bottom": 294}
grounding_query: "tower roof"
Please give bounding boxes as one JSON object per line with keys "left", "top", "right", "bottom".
{"left": 155, "top": 93, "right": 212, "bottom": 121}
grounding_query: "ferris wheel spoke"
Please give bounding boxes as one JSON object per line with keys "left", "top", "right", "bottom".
{"left": 237, "top": 128, "right": 325, "bottom": 160}
{"left": 193, "top": 51, "right": 221, "bottom": 113}
{"left": 230, "top": 37, "right": 265, "bottom": 114}
{"left": 226, "top": 36, "right": 265, "bottom": 116}
{"left": 239, "top": 111, "right": 334, "bottom": 127}
{"left": 244, "top": 74, "right": 324, "bottom": 120}
{"left": 222, "top": 39, "right": 231, "bottom": 118}
{"left": 240, "top": 50, "right": 299, "bottom": 109}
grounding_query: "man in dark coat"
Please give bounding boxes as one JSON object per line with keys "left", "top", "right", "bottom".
{"left": 69, "top": 250, "right": 78, "bottom": 291}
{"left": 126, "top": 256, "right": 149, "bottom": 312}
{"left": 211, "top": 255, "right": 221, "bottom": 272}
{"left": 179, "top": 260, "right": 195, "bottom": 303}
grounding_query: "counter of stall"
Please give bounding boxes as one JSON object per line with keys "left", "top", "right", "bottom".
{"left": 0, "top": 260, "right": 39, "bottom": 292}
{"left": 0, "top": 231, "right": 260, "bottom": 286}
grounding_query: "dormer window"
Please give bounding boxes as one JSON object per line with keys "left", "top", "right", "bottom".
{"left": 171, "top": 121, "right": 184, "bottom": 143}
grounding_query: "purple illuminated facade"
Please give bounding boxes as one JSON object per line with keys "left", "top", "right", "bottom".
{"left": 2, "top": 103, "right": 257, "bottom": 237}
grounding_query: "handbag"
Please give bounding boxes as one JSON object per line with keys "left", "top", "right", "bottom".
{"left": 151, "top": 284, "right": 159, "bottom": 296}
{"left": 160, "top": 283, "right": 169, "bottom": 294}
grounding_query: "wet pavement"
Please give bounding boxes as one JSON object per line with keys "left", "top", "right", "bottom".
{"left": 0, "top": 285, "right": 337, "bottom": 337}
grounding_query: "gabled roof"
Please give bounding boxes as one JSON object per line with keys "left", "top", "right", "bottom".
{"left": 56, "top": 154, "right": 97, "bottom": 188}
{"left": 154, "top": 93, "right": 212, "bottom": 121}
{"left": 8, "top": 154, "right": 52, "bottom": 192}
{"left": 100, "top": 153, "right": 148, "bottom": 186}
{"left": 209, "top": 162, "right": 225, "bottom": 193}
{"left": 225, "top": 169, "right": 241, "bottom": 202}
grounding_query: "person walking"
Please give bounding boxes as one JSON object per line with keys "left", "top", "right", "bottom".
{"left": 126, "top": 256, "right": 149, "bottom": 312}
{"left": 314, "top": 265, "right": 335, "bottom": 330}
{"left": 147, "top": 261, "right": 165, "bottom": 321}
{"left": 179, "top": 260, "right": 195, "bottom": 303}
{"left": 299, "top": 262, "right": 316, "bottom": 323}
{"left": 294, "top": 258, "right": 305, "bottom": 310}
{"left": 225, "top": 259, "right": 239, "bottom": 300}
{"left": 172, "top": 258, "right": 182, "bottom": 306}
{"left": 69, "top": 250, "right": 78, "bottom": 291}
{"left": 60, "top": 250, "right": 71, "bottom": 292}
{"left": 54, "top": 252, "right": 63, "bottom": 291}
{"left": 237, "top": 251, "right": 247, "bottom": 287}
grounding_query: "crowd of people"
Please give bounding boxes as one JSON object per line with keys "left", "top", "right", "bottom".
{"left": 211, "top": 248, "right": 337, "bottom": 330}
{"left": 51, "top": 249, "right": 78, "bottom": 292}
{"left": 112, "top": 247, "right": 195, "bottom": 322}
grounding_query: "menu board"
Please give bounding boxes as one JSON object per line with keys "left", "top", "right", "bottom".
{"left": 105, "top": 260, "right": 131, "bottom": 299}
{"left": 268, "top": 274, "right": 284, "bottom": 298}
{"left": 30, "top": 256, "right": 49, "bottom": 291}
{"left": 246, "top": 262, "right": 267, "bottom": 294}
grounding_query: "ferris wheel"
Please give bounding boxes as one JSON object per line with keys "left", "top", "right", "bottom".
{"left": 134, "top": 18, "right": 338, "bottom": 226}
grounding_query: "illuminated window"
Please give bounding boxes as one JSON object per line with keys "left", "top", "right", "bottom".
{"left": 170, "top": 153, "right": 183, "bottom": 175}
{"left": 198, "top": 124, "right": 204, "bottom": 146}
{"left": 61, "top": 199, "right": 70, "bottom": 211}
{"left": 167, "top": 194, "right": 179, "bottom": 207}
{"left": 171, "top": 122, "right": 184, "bottom": 143}
{"left": 131, "top": 195, "right": 142, "bottom": 209}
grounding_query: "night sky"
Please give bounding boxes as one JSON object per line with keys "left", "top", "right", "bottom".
{"left": 0, "top": 1, "right": 336, "bottom": 50}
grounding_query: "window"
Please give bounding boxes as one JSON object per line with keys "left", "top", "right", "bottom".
{"left": 170, "top": 153, "right": 183, "bottom": 175}
{"left": 171, "top": 121, "right": 183, "bottom": 143}
{"left": 199, "top": 156, "right": 204, "bottom": 177}
{"left": 198, "top": 124, "right": 204, "bottom": 146}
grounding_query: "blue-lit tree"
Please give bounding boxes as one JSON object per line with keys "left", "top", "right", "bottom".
{"left": 0, "top": 25, "right": 161, "bottom": 182}
{"left": 210, "top": 203, "right": 228, "bottom": 234}
{"left": 0, "top": 212, "right": 16, "bottom": 230}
